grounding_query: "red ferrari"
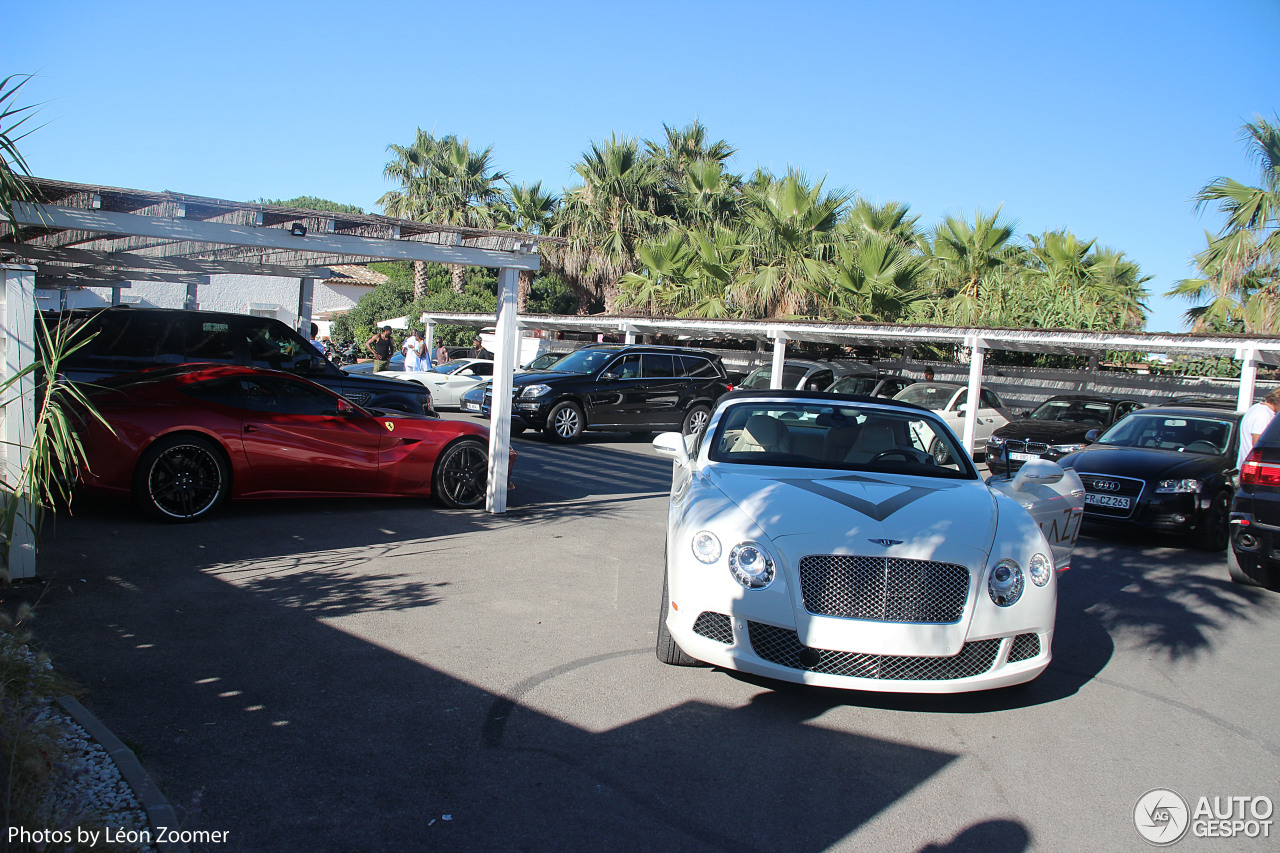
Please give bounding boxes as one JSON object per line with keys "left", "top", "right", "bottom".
{"left": 76, "top": 364, "right": 512, "bottom": 521}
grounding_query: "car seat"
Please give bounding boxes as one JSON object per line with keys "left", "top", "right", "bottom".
{"left": 731, "top": 415, "right": 792, "bottom": 454}
{"left": 844, "top": 422, "right": 897, "bottom": 464}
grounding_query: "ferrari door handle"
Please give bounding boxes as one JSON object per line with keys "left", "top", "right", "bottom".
{"left": 244, "top": 424, "right": 259, "bottom": 433}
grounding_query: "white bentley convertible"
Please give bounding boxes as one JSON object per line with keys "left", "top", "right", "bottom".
{"left": 652, "top": 390, "right": 1084, "bottom": 693}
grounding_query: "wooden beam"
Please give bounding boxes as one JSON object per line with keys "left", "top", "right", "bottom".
{"left": 13, "top": 203, "right": 541, "bottom": 271}
{"left": 4, "top": 243, "right": 334, "bottom": 278}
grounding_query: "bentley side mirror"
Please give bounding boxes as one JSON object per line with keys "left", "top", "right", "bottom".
{"left": 1010, "top": 458, "right": 1065, "bottom": 492}
{"left": 652, "top": 432, "right": 691, "bottom": 462}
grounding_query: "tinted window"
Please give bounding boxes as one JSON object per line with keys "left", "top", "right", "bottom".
{"left": 183, "top": 318, "right": 236, "bottom": 364}
{"left": 549, "top": 348, "right": 614, "bottom": 375}
{"left": 190, "top": 376, "right": 347, "bottom": 416}
{"left": 241, "top": 320, "right": 315, "bottom": 372}
{"left": 829, "top": 376, "right": 879, "bottom": 395}
{"left": 804, "top": 370, "right": 833, "bottom": 391}
{"left": 607, "top": 354, "right": 642, "bottom": 379}
{"left": 469, "top": 362, "right": 494, "bottom": 377}
{"left": 82, "top": 312, "right": 183, "bottom": 369}
{"left": 680, "top": 356, "right": 720, "bottom": 379}
{"left": 642, "top": 353, "right": 677, "bottom": 378}
{"left": 980, "top": 389, "right": 1002, "bottom": 410}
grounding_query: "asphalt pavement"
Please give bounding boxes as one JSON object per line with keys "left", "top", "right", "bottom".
{"left": 19, "top": 415, "right": 1280, "bottom": 852}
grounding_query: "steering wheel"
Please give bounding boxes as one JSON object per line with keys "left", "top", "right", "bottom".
{"left": 870, "top": 449, "right": 918, "bottom": 464}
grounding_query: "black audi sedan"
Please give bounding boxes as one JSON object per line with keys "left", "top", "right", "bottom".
{"left": 502, "top": 344, "right": 732, "bottom": 442}
{"left": 1230, "top": 413, "right": 1280, "bottom": 590}
{"left": 1057, "top": 404, "right": 1241, "bottom": 550}
{"left": 986, "top": 394, "right": 1145, "bottom": 476}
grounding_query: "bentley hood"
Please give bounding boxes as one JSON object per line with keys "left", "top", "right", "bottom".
{"left": 704, "top": 465, "right": 999, "bottom": 560}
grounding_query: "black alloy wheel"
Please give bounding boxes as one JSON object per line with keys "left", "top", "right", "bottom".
{"left": 1192, "top": 492, "right": 1231, "bottom": 551}
{"left": 133, "top": 435, "right": 229, "bottom": 522}
{"left": 433, "top": 439, "right": 489, "bottom": 509}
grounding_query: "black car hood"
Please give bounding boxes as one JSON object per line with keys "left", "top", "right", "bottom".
{"left": 510, "top": 370, "right": 582, "bottom": 387}
{"left": 991, "top": 419, "right": 1098, "bottom": 444}
{"left": 1059, "top": 445, "right": 1228, "bottom": 479}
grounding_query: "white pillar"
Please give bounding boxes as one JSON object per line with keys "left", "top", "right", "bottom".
{"left": 184, "top": 276, "right": 206, "bottom": 310}
{"left": 770, "top": 330, "right": 788, "bottom": 389}
{"left": 961, "top": 335, "right": 988, "bottom": 458}
{"left": 486, "top": 267, "right": 519, "bottom": 513}
{"left": 0, "top": 265, "right": 37, "bottom": 580}
{"left": 424, "top": 321, "right": 436, "bottom": 365}
{"left": 624, "top": 326, "right": 637, "bottom": 345}
{"left": 1237, "top": 347, "right": 1259, "bottom": 413}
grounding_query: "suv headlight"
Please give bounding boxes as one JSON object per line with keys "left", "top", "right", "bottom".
{"left": 987, "top": 559, "right": 1024, "bottom": 606}
{"left": 728, "top": 542, "right": 775, "bottom": 589}
{"left": 1156, "top": 478, "right": 1201, "bottom": 494}
{"left": 519, "top": 384, "right": 551, "bottom": 399}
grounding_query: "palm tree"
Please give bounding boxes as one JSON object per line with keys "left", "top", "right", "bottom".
{"left": 0, "top": 74, "right": 39, "bottom": 239}
{"left": 497, "top": 181, "right": 559, "bottom": 311}
{"left": 1171, "top": 115, "right": 1280, "bottom": 333}
{"left": 553, "top": 135, "right": 666, "bottom": 313}
{"left": 380, "top": 130, "right": 508, "bottom": 296}
{"left": 731, "top": 169, "right": 850, "bottom": 318}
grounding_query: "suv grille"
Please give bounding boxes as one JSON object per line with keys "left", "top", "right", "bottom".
{"left": 798, "top": 555, "right": 970, "bottom": 623}
{"left": 747, "top": 622, "right": 1000, "bottom": 681}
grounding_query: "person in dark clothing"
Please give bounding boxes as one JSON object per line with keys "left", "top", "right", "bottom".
{"left": 472, "top": 336, "right": 493, "bottom": 361}
{"left": 367, "top": 327, "right": 395, "bottom": 372}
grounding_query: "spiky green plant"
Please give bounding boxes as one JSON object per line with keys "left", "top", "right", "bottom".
{"left": 0, "top": 74, "right": 40, "bottom": 239}
{"left": 0, "top": 314, "right": 109, "bottom": 581}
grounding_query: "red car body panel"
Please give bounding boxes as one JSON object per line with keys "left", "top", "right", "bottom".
{"left": 77, "top": 364, "right": 510, "bottom": 505}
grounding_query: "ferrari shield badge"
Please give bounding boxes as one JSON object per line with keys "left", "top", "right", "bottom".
{"left": 385, "top": 421, "right": 395, "bottom": 432}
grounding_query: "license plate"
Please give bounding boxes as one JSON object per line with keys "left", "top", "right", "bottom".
{"left": 1009, "top": 452, "right": 1040, "bottom": 462}
{"left": 1085, "top": 493, "right": 1130, "bottom": 509}
{"left": 463, "top": 402, "right": 479, "bottom": 412}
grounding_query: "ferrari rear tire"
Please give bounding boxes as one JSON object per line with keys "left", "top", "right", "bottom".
{"left": 545, "top": 401, "right": 585, "bottom": 443}
{"left": 1192, "top": 492, "right": 1230, "bottom": 551}
{"left": 433, "top": 438, "right": 488, "bottom": 509}
{"left": 656, "top": 572, "right": 702, "bottom": 666}
{"left": 133, "top": 435, "right": 229, "bottom": 523}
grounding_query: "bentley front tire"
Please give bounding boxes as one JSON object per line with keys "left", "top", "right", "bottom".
{"left": 656, "top": 573, "right": 702, "bottom": 666}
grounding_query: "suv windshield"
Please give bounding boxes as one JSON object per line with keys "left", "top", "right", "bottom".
{"left": 541, "top": 348, "right": 613, "bottom": 375}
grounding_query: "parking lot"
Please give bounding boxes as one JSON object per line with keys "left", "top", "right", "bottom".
{"left": 26, "top": 414, "right": 1280, "bottom": 852}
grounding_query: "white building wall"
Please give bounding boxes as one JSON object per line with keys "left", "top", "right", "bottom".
{"left": 36, "top": 275, "right": 372, "bottom": 332}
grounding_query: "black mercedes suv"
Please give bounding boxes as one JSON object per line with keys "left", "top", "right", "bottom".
{"left": 45, "top": 306, "right": 436, "bottom": 416}
{"left": 501, "top": 344, "right": 731, "bottom": 442}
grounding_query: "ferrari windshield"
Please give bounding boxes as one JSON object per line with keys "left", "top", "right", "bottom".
{"left": 1096, "top": 412, "right": 1234, "bottom": 455}
{"left": 707, "top": 400, "right": 976, "bottom": 479}
{"left": 1028, "top": 399, "right": 1113, "bottom": 425}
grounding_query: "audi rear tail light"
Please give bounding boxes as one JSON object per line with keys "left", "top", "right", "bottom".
{"left": 1240, "top": 448, "right": 1280, "bottom": 487}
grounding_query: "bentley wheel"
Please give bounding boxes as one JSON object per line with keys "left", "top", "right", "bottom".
{"left": 545, "top": 401, "right": 584, "bottom": 443}
{"left": 133, "top": 435, "right": 229, "bottom": 522}
{"left": 656, "top": 572, "right": 702, "bottom": 666}
{"left": 682, "top": 405, "right": 711, "bottom": 437}
{"left": 1192, "top": 492, "right": 1230, "bottom": 551}
{"left": 433, "top": 438, "right": 488, "bottom": 509}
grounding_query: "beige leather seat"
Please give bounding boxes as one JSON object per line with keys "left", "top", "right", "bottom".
{"left": 844, "top": 423, "right": 896, "bottom": 464}
{"left": 731, "top": 414, "right": 792, "bottom": 454}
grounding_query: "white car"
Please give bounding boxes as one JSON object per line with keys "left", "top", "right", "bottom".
{"left": 892, "top": 382, "right": 1010, "bottom": 459}
{"left": 652, "top": 389, "right": 1085, "bottom": 693}
{"left": 379, "top": 359, "right": 494, "bottom": 409}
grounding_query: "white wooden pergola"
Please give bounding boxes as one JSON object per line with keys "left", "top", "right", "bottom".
{"left": 420, "top": 310, "right": 1280, "bottom": 460}
{"left": 0, "top": 177, "right": 553, "bottom": 577}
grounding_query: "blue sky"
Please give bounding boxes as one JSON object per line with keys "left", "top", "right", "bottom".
{"left": 9, "top": 0, "right": 1279, "bottom": 331}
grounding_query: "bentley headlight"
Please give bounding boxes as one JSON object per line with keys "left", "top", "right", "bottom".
{"left": 728, "top": 542, "right": 775, "bottom": 589}
{"left": 988, "top": 559, "right": 1024, "bottom": 606}
{"left": 1028, "top": 553, "right": 1052, "bottom": 587}
{"left": 519, "top": 384, "right": 551, "bottom": 399}
{"left": 1156, "top": 478, "right": 1201, "bottom": 494}
{"left": 1050, "top": 443, "right": 1086, "bottom": 454}
{"left": 691, "top": 530, "right": 722, "bottom": 564}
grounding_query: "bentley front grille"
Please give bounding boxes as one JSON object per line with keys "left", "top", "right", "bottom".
{"left": 1007, "top": 632, "right": 1041, "bottom": 662}
{"left": 692, "top": 612, "right": 733, "bottom": 645}
{"left": 798, "top": 555, "right": 970, "bottom": 623}
{"left": 747, "top": 622, "right": 1000, "bottom": 681}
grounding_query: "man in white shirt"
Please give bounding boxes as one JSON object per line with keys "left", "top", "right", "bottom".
{"left": 402, "top": 330, "right": 425, "bottom": 372}
{"left": 1238, "top": 387, "right": 1280, "bottom": 469}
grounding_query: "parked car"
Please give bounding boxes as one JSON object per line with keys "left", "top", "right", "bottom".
{"left": 891, "top": 382, "right": 1009, "bottom": 460}
{"left": 1229, "top": 413, "right": 1280, "bottom": 590}
{"left": 986, "top": 394, "right": 1145, "bottom": 476}
{"left": 382, "top": 359, "right": 494, "bottom": 409}
{"left": 651, "top": 388, "right": 1083, "bottom": 692}
{"left": 1057, "top": 404, "right": 1241, "bottom": 550}
{"left": 48, "top": 307, "right": 436, "bottom": 417}
{"left": 825, "top": 373, "right": 915, "bottom": 399}
{"left": 74, "top": 364, "right": 509, "bottom": 520}
{"left": 739, "top": 359, "right": 874, "bottom": 392}
{"left": 342, "top": 345, "right": 473, "bottom": 375}
{"left": 502, "top": 344, "right": 732, "bottom": 442}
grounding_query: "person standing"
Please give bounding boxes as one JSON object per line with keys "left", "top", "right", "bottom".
{"left": 472, "top": 335, "right": 493, "bottom": 361}
{"left": 308, "top": 323, "right": 326, "bottom": 357}
{"left": 402, "top": 329, "right": 425, "bottom": 372}
{"left": 1238, "top": 387, "right": 1280, "bottom": 469}
{"left": 366, "top": 326, "right": 394, "bottom": 373}
{"left": 435, "top": 342, "right": 450, "bottom": 367}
